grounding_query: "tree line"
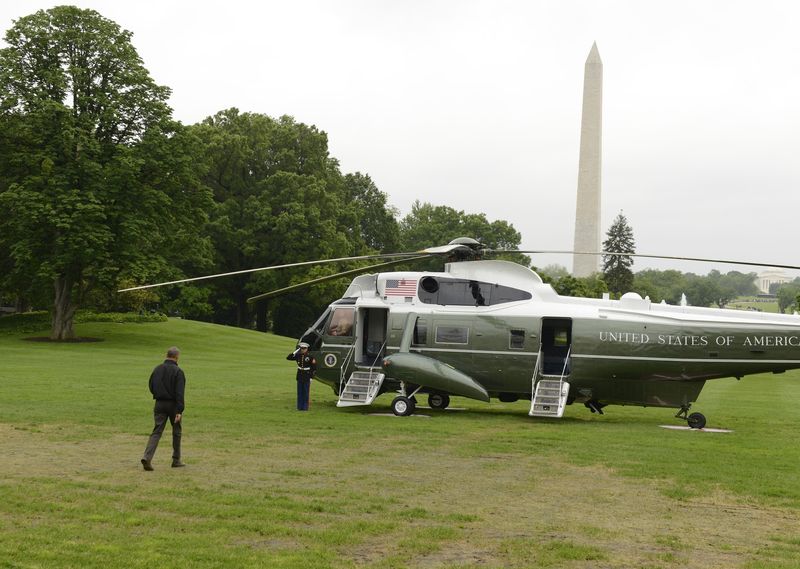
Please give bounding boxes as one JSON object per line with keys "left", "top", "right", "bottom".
{"left": 0, "top": 7, "right": 525, "bottom": 339}
{"left": 542, "top": 211, "right": 800, "bottom": 313}
{"left": 2, "top": 7, "right": 792, "bottom": 341}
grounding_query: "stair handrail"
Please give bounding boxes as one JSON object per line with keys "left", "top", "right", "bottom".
{"left": 338, "top": 342, "right": 357, "bottom": 397}
{"left": 364, "top": 338, "right": 388, "bottom": 399}
{"left": 530, "top": 347, "right": 543, "bottom": 413}
{"left": 557, "top": 345, "right": 572, "bottom": 404}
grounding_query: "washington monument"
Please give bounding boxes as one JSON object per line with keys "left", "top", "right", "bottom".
{"left": 573, "top": 42, "right": 603, "bottom": 277}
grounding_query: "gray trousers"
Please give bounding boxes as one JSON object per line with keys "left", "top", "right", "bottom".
{"left": 142, "top": 400, "right": 182, "bottom": 461}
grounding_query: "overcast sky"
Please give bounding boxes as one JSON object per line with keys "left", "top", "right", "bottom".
{"left": 3, "top": 1, "right": 799, "bottom": 276}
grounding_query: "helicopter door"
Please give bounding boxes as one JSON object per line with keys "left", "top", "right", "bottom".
{"left": 357, "top": 307, "right": 388, "bottom": 366}
{"left": 540, "top": 318, "right": 572, "bottom": 376}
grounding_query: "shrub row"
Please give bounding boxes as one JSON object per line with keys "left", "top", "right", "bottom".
{"left": 0, "top": 310, "right": 167, "bottom": 333}
{"left": 75, "top": 311, "right": 168, "bottom": 324}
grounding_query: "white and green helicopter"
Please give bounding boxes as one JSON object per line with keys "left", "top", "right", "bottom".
{"left": 123, "top": 238, "right": 800, "bottom": 428}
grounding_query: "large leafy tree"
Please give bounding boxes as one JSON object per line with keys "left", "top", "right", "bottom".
{"left": 0, "top": 6, "right": 211, "bottom": 339}
{"left": 343, "top": 173, "right": 400, "bottom": 252}
{"left": 602, "top": 212, "right": 635, "bottom": 296}
{"left": 192, "top": 109, "right": 379, "bottom": 333}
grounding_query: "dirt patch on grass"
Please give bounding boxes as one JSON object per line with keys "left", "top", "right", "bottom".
{"left": 23, "top": 336, "right": 104, "bottom": 343}
{"left": 1, "top": 423, "right": 798, "bottom": 568}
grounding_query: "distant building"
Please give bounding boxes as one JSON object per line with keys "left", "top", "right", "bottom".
{"left": 755, "top": 269, "right": 790, "bottom": 294}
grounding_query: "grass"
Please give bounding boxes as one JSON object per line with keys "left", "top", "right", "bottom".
{"left": 727, "top": 297, "right": 780, "bottom": 313}
{"left": 1, "top": 317, "right": 799, "bottom": 568}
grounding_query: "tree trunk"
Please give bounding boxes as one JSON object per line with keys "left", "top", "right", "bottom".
{"left": 236, "top": 292, "right": 246, "bottom": 328}
{"left": 51, "top": 276, "right": 78, "bottom": 340}
{"left": 14, "top": 296, "right": 31, "bottom": 313}
{"left": 256, "top": 301, "right": 267, "bottom": 332}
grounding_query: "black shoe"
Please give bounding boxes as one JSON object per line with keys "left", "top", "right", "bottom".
{"left": 141, "top": 459, "right": 154, "bottom": 471}
{"left": 171, "top": 460, "right": 186, "bottom": 468}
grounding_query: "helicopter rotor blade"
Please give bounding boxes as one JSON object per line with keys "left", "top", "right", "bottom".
{"left": 117, "top": 251, "right": 431, "bottom": 293}
{"left": 247, "top": 255, "right": 431, "bottom": 303}
{"left": 488, "top": 249, "right": 800, "bottom": 271}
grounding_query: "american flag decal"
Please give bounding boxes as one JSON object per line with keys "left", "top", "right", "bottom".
{"left": 385, "top": 278, "right": 417, "bottom": 297}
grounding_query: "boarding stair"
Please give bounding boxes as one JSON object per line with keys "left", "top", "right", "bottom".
{"left": 529, "top": 347, "right": 571, "bottom": 418}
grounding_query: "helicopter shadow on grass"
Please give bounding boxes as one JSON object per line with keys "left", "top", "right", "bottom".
{"left": 324, "top": 398, "right": 672, "bottom": 430}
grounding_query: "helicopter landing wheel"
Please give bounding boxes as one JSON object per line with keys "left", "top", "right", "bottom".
{"left": 391, "top": 396, "right": 416, "bottom": 417}
{"left": 687, "top": 412, "right": 706, "bottom": 429}
{"left": 428, "top": 393, "right": 450, "bottom": 410}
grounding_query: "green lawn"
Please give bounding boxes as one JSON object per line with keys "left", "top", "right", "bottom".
{"left": 726, "top": 297, "right": 780, "bottom": 313}
{"left": 1, "top": 318, "right": 799, "bottom": 568}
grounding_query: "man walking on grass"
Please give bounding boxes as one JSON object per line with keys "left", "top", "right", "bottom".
{"left": 141, "top": 346, "right": 186, "bottom": 471}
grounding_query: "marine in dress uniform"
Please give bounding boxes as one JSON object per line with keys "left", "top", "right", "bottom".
{"left": 287, "top": 342, "right": 316, "bottom": 410}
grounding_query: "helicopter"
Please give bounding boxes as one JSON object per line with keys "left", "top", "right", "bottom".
{"left": 121, "top": 237, "right": 800, "bottom": 428}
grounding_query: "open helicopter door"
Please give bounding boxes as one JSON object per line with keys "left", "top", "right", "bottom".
{"left": 337, "top": 306, "right": 388, "bottom": 407}
{"left": 356, "top": 307, "right": 388, "bottom": 366}
{"left": 530, "top": 318, "right": 572, "bottom": 418}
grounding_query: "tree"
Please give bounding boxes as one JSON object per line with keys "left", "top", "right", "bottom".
{"left": 706, "top": 270, "right": 758, "bottom": 308}
{"left": 717, "top": 270, "right": 758, "bottom": 298}
{"left": 537, "top": 264, "right": 570, "bottom": 281}
{"left": 602, "top": 212, "right": 635, "bottom": 296}
{"left": 633, "top": 269, "right": 687, "bottom": 304}
{"left": 549, "top": 273, "right": 608, "bottom": 298}
{"left": 0, "top": 7, "right": 211, "bottom": 339}
{"left": 343, "top": 173, "right": 400, "bottom": 253}
{"left": 683, "top": 274, "right": 722, "bottom": 307}
{"left": 776, "top": 283, "right": 800, "bottom": 313}
{"left": 398, "top": 201, "right": 529, "bottom": 270}
{"left": 191, "top": 109, "right": 372, "bottom": 333}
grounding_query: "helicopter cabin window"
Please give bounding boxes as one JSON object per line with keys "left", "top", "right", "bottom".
{"left": 509, "top": 329, "right": 525, "bottom": 349}
{"left": 327, "top": 307, "right": 354, "bottom": 336}
{"left": 412, "top": 318, "right": 428, "bottom": 345}
{"left": 435, "top": 326, "right": 469, "bottom": 344}
{"left": 418, "top": 277, "right": 531, "bottom": 306}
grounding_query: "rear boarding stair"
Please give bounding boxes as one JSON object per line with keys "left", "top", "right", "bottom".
{"left": 529, "top": 346, "right": 571, "bottom": 418}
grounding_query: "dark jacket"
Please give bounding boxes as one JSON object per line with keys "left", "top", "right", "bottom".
{"left": 287, "top": 350, "right": 316, "bottom": 381}
{"left": 149, "top": 359, "right": 186, "bottom": 413}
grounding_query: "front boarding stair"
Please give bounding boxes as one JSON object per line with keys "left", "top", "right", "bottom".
{"left": 337, "top": 370, "right": 385, "bottom": 407}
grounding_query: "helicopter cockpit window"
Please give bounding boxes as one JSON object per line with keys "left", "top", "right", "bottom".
{"left": 327, "top": 307, "right": 354, "bottom": 337}
{"left": 312, "top": 308, "right": 331, "bottom": 334}
{"left": 509, "top": 329, "right": 525, "bottom": 349}
{"left": 418, "top": 277, "right": 531, "bottom": 306}
{"left": 299, "top": 307, "right": 331, "bottom": 350}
